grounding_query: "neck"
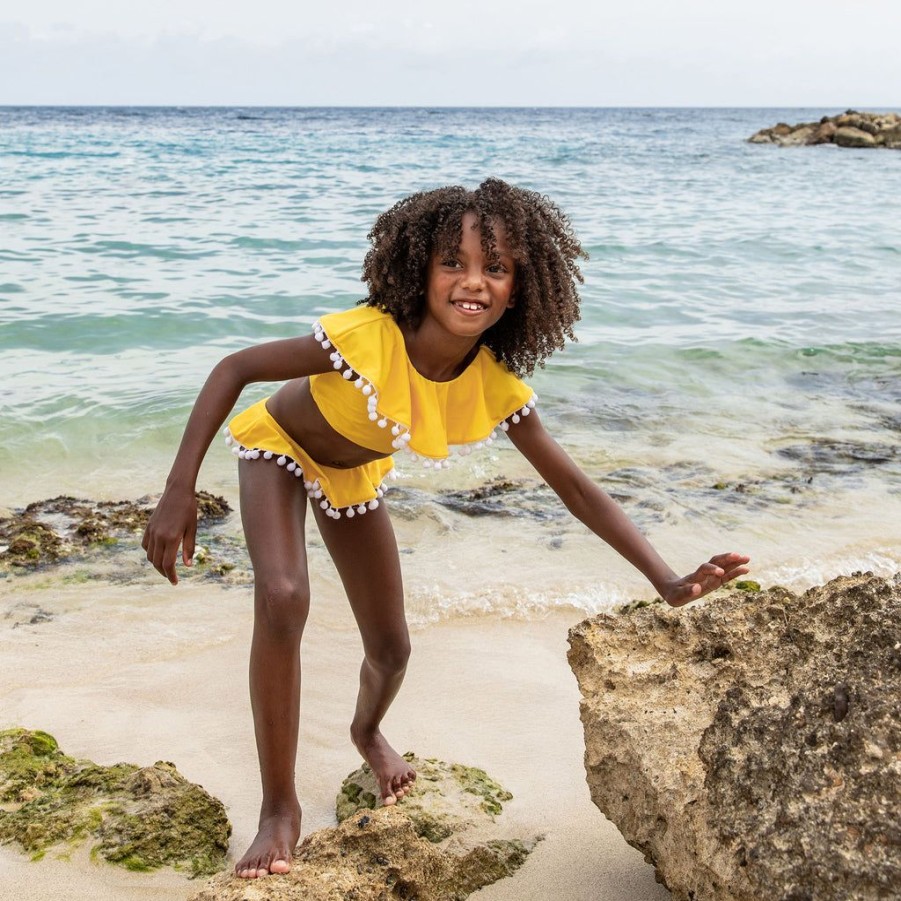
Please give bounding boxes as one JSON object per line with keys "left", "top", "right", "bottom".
{"left": 401, "top": 319, "right": 480, "bottom": 382}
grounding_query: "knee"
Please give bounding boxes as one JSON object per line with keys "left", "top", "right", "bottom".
{"left": 365, "top": 632, "right": 411, "bottom": 676}
{"left": 254, "top": 576, "right": 310, "bottom": 636}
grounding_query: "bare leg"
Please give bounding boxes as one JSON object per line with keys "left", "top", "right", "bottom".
{"left": 234, "top": 461, "right": 309, "bottom": 878}
{"left": 313, "top": 501, "right": 416, "bottom": 805}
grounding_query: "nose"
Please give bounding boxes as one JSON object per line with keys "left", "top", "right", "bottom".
{"left": 460, "top": 264, "right": 485, "bottom": 291}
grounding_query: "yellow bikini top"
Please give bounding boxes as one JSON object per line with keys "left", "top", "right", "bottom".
{"left": 308, "top": 306, "right": 536, "bottom": 464}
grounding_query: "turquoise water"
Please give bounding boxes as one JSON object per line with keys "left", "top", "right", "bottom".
{"left": 1, "top": 107, "right": 899, "bottom": 600}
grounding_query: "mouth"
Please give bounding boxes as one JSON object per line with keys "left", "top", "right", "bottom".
{"left": 451, "top": 300, "right": 488, "bottom": 314}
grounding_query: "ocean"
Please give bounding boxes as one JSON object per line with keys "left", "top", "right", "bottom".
{"left": 1, "top": 106, "right": 899, "bottom": 621}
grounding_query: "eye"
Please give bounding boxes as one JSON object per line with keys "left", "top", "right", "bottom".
{"left": 487, "top": 262, "right": 509, "bottom": 275}
{"left": 441, "top": 258, "right": 461, "bottom": 268}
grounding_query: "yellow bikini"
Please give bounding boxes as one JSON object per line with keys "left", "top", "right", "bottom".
{"left": 225, "top": 306, "right": 536, "bottom": 518}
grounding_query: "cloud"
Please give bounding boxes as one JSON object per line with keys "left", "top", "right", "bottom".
{"left": 1, "top": 11, "right": 899, "bottom": 107}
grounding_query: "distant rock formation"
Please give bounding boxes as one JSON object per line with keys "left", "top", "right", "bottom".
{"left": 0, "top": 729, "right": 230, "bottom": 876}
{"left": 749, "top": 110, "right": 901, "bottom": 149}
{"left": 568, "top": 573, "right": 901, "bottom": 901}
{"left": 191, "top": 754, "right": 538, "bottom": 901}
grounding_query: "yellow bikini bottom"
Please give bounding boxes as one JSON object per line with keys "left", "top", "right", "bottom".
{"left": 224, "top": 399, "right": 395, "bottom": 520}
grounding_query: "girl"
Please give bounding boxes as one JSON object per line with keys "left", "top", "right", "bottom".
{"left": 142, "top": 178, "right": 749, "bottom": 879}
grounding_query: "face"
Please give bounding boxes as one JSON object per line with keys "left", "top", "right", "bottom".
{"left": 423, "top": 211, "right": 516, "bottom": 340}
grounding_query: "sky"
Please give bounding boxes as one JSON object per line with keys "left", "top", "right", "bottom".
{"left": 2, "top": 0, "right": 900, "bottom": 106}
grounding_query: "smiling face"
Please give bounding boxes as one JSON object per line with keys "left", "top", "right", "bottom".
{"left": 422, "top": 211, "right": 516, "bottom": 341}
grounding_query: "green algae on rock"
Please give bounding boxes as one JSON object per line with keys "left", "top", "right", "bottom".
{"left": 191, "top": 757, "right": 536, "bottom": 901}
{"left": 192, "top": 808, "right": 535, "bottom": 901}
{"left": 0, "top": 492, "right": 231, "bottom": 571}
{"left": 337, "top": 754, "right": 513, "bottom": 842}
{"left": 0, "top": 728, "right": 230, "bottom": 877}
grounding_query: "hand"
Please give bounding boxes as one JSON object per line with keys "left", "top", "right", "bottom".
{"left": 141, "top": 487, "right": 198, "bottom": 585}
{"left": 662, "top": 552, "right": 751, "bottom": 607}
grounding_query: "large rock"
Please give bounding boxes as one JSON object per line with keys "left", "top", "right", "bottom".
{"left": 191, "top": 755, "right": 537, "bottom": 901}
{"left": 568, "top": 574, "right": 901, "bottom": 901}
{"left": 0, "top": 729, "right": 230, "bottom": 876}
{"left": 834, "top": 126, "right": 877, "bottom": 148}
{"left": 748, "top": 110, "right": 901, "bottom": 150}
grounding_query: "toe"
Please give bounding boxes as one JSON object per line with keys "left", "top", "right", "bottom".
{"left": 270, "top": 857, "right": 291, "bottom": 875}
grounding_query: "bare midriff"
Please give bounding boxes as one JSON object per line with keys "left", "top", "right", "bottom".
{"left": 266, "top": 378, "right": 389, "bottom": 470}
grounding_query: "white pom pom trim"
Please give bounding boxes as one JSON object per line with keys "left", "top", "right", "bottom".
{"left": 224, "top": 425, "right": 388, "bottom": 521}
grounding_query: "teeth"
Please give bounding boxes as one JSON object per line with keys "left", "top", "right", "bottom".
{"left": 456, "top": 302, "right": 484, "bottom": 311}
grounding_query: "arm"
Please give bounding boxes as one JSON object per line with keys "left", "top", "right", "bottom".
{"left": 506, "top": 410, "right": 749, "bottom": 606}
{"left": 142, "top": 334, "right": 332, "bottom": 584}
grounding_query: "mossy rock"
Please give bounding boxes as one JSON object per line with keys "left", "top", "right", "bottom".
{"left": 190, "top": 807, "right": 538, "bottom": 901}
{"left": 337, "top": 753, "right": 514, "bottom": 845}
{"left": 733, "top": 580, "right": 762, "bottom": 592}
{"left": 0, "top": 493, "right": 232, "bottom": 572}
{"left": 617, "top": 596, "right": 665, "bottom": 615}
{"left": 0, "top": 729, "right": 230, "bottom": 877}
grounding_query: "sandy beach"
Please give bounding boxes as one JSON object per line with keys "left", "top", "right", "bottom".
{"left": 0, "top": 551, "right": 671, "bottom": 901}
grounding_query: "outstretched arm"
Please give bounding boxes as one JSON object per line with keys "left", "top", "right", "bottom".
{"left": 142, "top": 334, "right": 332, "bottom": 584}
{"left": 507, "top": 410, "right": 749, "bottom": 606}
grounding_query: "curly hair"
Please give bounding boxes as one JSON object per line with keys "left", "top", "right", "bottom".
{"left": 360, "top": 178, "right": 586, "bottom": 376}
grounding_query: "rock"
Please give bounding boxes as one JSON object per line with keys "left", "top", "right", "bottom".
{"left": 0, "top": 492, "right": 231, "bottom": 571}
{"left": 834, "top": 126, "right": 877, "bottom": 148}
{"left": 881, "top": 126, "right": 901, "bottom": 149}
{"left": 748, "top": 110, "right": 901, "bottom": 150}
{"left": 0, "top": 729, "right": 230, "bottom": 876}
{"left": 337, "top": 754, "right": 514, "bottom": 841}
{"left": 568, "top": 573, "right": 901, "bottom": 901}
{"left": 191, "top": 756, "right": 537, "bottom": 900}
{"left": 810, "top": 121, "right": 837, "bottom": 144}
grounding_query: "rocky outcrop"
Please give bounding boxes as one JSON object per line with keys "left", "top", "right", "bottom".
{"left": 748, "top": 110, "right": 901, "bottom": 149}
{"left": 568, "top": 573, "right": 901, "bottom": 901}
{"left": 192, "top": 755, "right": 537, "bottom": 901}
{"left": 0, "top": 729, "right": 230, "bottom": 876}
{"left": 0, "top": 492, "right": 230, "bottom": 571}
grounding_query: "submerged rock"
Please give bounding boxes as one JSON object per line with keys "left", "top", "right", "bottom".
{"left": 569, "top": 573, "right": 901, "bottom": 901}
{"left": 748, "top": 110, "right": 901, "bottom": 149}
{"left": 192, "top": 755, "right": 536, "bottom": 901}
{"left": 0, "top": 729, "right": 230, "bottom": 876}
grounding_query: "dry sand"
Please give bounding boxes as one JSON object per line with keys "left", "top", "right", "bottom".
{"left": 0, "top": 568, "right": 670, "bottom": 901}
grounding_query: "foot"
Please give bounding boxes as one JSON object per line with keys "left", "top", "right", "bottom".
{"left": 234, "top": 804, "right": 301, "bottom": 879}
{"left": 351, "top": 727, "right": 416, "bottom": 805}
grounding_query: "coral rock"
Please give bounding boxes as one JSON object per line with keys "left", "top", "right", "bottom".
{"left": 192, "top": 756, "right": 537, "bottom": 900}
{"left": 568, "top": 573, "right": 901, "bottom": 901}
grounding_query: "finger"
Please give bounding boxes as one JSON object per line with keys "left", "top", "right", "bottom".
{"left": 693, "top": 563, "right": 725, "bottom": 586}
{"left": 161, "top": 544, "right": 179, "bottom": 585}
{"left": 183, "top": 519, "right": 196, "bottom": 567}
{"left": 721, "top": 566, "right": 750, "bottom": 582}
{"left": 710, "top": 552, "right": 750, "bottom": 567}
{"left": 150, "top": 545, "right": 167, "bottom": 580}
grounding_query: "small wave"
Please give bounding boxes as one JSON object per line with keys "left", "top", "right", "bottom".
{"left": 0, "top": 150, "right": 120, "bottom": 159}
{"left": 71, "top": 240, "right": 218, "bottom": 261}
